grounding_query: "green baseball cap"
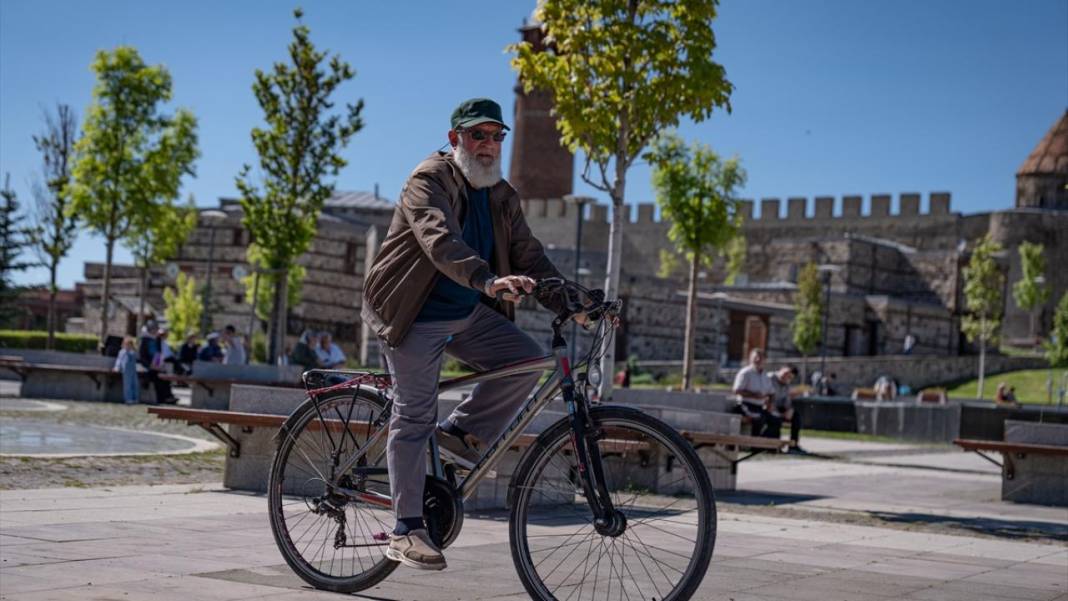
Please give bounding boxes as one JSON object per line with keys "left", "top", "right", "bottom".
{"left": 451, "top": 98, "right": 510, "bottom": 131}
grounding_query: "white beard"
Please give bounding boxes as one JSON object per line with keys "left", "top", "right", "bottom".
{"left": 453, "top": 143, "right": 502, "bottom": 189}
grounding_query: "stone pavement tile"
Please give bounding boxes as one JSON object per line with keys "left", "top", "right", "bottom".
{"left": 4, "top": 576, "right": 300, "bottom": 601}
{"left": 0, "top": 534, "right": 38, "bottom": 547}
{"left": 854, "top": 555, "right": 995, "bottom": 580}
{"left": 912, "top": 550, "right": 1016, "bottom": 569}
{"left": 715, "top": 556, "right": 831, "bottom": 578}
{"left": 0, "top": 571, "right": 56, "bottom": 595}
{"left": 746, "top": 570, "right": 937, "bottom": 600}
{"left": 1, "top": 520, "right": 173, "bottom": 543}
{"left": 0, "top": 549, "right": 69, "bottom": 567}
{"left": 699, "top": 563, "right": 812, "bottom": 593}
{"left": 1, "top": 556, "right": 172, "bottom": 592}
{"left": 903, "top": 579, "right": 1065, "bottom": 601}
{"left": 961, "top": 563, "right": 1068, "bottom": 592}
{"left": 943, "top": 538, "right": 1067, "bottom": 563}
{"left": 1031, "top": 549, "right": 1068, "bottom": 567}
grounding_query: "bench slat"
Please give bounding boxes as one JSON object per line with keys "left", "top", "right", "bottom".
{"left": 680, "top": 431, "right": 790, "bottom": 451}
{"left": 953, "top": 439, "right": 1068, "bottom": 456}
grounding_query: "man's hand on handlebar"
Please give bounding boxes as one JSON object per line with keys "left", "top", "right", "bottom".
{"left": 486, "top": 275, "right": 535, "bottom": 303}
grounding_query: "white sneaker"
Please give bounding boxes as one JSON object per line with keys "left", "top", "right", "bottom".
{"left": 385, "top": 529, "right": 447, "bottom": 571}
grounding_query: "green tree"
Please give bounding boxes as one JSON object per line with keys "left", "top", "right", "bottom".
{"left": 29, "top": 103, "right": 80, "bottom": 348}
{"left": 511, "top": 0, "right": 733, "bottom": 399}
{"left": 162, "top": 271, "right": 202, "bottom": 345}
{"left": 1045, "top": 292, "right": 1068, "bottom": 368}
{"left": 69, "top": 46, "right": 199, "bottom": 344}
{"left": 235, "top": 8, "right": 364, "bottom": 362}
{"left": 723, "top": 234, "right": 746, "bottom": 285}
{"left": 125, "top": 196, "right": 197, "bottom": 333}
{"left": 646, "top": 132, "right": 744, "bottom": 390}
{"left": 1011, "top": 241, "right": 1049, "bottom": 343}
{"left": 0, "top": 175, "right": 37, "bottom": 327}
{"left": 962, "top": 235, "right": 1005, "bottom": 399}
{"left": 792, "top": 262, "right": 822, "bottom": 382}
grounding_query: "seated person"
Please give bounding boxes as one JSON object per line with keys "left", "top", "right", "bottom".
{"left": 197, "top": 332, "right": 225, "bottom": 363}
{"left": 177, "top": 334, "right": 199, "bottom": 375}
{"left": 315, "top": 331, "right": 346, "bottom": 368}
{"left": 731, "top": 348, "right": 780, "bottom": 438}
{"left": 768, "top": 364, "right": 806, "bottom": 452}
{"left": 290, "top": 329, "right": 323, "bottom": 371}
{"left": 873, "top": 375, "right": 897, "bottom": 401}
{"left": 995, "top": 382, "right": 1021, "bottom": 408}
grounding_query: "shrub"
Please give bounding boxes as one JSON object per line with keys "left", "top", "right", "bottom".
{"left": 0, "top": 330, "right": 99, "bottom": 353}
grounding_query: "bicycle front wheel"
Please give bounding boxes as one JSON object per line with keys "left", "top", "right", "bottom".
{"left": 509, "top": 406, "right": 716, "bottom": 601}
{"left": 267, "top": 388, "right": 397, "bottom": 593}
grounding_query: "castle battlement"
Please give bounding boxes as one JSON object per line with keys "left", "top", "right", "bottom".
{"left": 521, "top": 192, "right": 953, "bottom": 226}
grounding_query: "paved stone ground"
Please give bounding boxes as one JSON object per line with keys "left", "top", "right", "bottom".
{"left": 1, "top": 383, "right": 1065, "bottom": 600}
{"left": 1, "top": 482, "right": 1065, "bottom": 601}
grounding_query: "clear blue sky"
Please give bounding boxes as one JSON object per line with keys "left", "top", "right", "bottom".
{"left": 2, "top": 0, "right": 1065, "bottom": 289}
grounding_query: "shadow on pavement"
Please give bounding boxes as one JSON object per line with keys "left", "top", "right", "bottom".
{"left": 868, "top": 510, "right": 1068, "bottom": 542}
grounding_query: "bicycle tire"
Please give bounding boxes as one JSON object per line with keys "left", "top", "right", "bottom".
{"left": 267, "top": 388, "right": 398, "bottom": 593}
{"left": 509, "top": 406, "right": 717, "bottom": 601}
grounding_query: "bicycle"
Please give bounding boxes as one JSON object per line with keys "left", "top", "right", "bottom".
{"left": 267, "top": 278, "right": 717, "bottom": 601}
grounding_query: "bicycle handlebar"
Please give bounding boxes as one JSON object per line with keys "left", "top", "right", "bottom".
{"left": 500, "top": 277, "right": 622, "bottom": 326}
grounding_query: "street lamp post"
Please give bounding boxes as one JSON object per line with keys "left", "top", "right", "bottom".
{"left": 816, "top": 264, "right": 841, "bottom": 380}
{"left": 199, "top": 210, "right": 228, "bottom": 335}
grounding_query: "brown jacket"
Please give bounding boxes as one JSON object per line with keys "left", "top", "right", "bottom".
{"left": 361, "top": 152, "right": 564, "bottom": 347}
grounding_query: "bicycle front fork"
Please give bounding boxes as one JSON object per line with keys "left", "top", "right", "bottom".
{"left": 552, "top": 332, "right": 619, "bottom": 530}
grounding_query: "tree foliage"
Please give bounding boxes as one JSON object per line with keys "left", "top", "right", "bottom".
{"left": 0, "top": 175, "right": 37, "bottom": 327}
{"left": 723, "top": 234, "right": 746, "bottom": 285}
{"left": 961, "top": 235, "right": 1005, "bottom": 399}
{"left": 1012, "top": 241, "right": 1049, "bottom": 311}
{"left": 69, "top": 46, "right": 199, "bottom": 342}
{"left": 163, "top": 271, "right": 202, "bottom": 345}
{"left": 126, "top": 196, "right": 197, "bottom": 332}
{"left": 792, "top": 262, "right": 823, "bottom": 359}
{"left": 645, "top": 132, "right": 744, "bottom": 389}
{"left": 29, "top": 103, "right": 80, "bottom": 348}
{"left": 962, "top": 235, "right": 1005, "bottom": 345}
{"left": 1045, "top": 292, "right": 1068, "bottom": 368}
{"left": 235, "top": 8, "right": 363, "bottom": 361}
{"left": 510, "top": 0, "right": 732, "bottom": 399}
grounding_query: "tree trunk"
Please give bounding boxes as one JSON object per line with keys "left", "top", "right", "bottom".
{"left": 598, "top": 192, "right": 625, "bottom": 402}
{"left": 99, "top": 237, "right": 115, "bottom": 347}
{"left": 682, "top": 251, "right": 700, "bottom": 391}
{"left": 977, "top": 315, "right": 987, "bottom": 400}
{"left": 277, "top": 269, "right": 289, "bottom": 365}
{"left": 267, "top": 270, "right": 289, "bottom": 365}
{"left": 46, "top": 262, "right": 57, "bottom": 350}
{"left": 137, "top": 264, "right": 148, "bottom": 334}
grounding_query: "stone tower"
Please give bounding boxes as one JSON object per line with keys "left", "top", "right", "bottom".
{"left": 508, "top": 20, "right": 574, "bottom": 200}
{"left": 1016, "top": 109, "right": 1068, "bottom": 210}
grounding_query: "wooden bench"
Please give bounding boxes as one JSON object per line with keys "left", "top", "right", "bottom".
{"left": 681, "top": 430, "right": 791, "bottom": 474}
{"left": 953, "top": 438, "right": 1068, "bottom": 480}
{"left": 0, "top": 356, "right": 156, "bottom": 403}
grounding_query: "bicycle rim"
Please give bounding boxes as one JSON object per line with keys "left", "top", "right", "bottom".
{"left": 510, "top": 408, "right": 716, "bottom": 601}
{"left": 267, "top": 389, "right": 397, "bottom": 593}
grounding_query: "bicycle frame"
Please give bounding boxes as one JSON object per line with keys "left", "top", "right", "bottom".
{"left": 308, "top": 319, "right": 618, "bottom": 521}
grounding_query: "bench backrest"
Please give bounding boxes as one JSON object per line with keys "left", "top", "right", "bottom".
{"left": 610, "top": 388, "right": 737, "bottom": 414}
{"left": 3, "top": 349, "right": 115, "bottom": 370}
{"left": 1004, "top": 420, "right": 1068, "bottom": 447}
{"left": 193, "top": 361, "right": 303, "bottom": 384}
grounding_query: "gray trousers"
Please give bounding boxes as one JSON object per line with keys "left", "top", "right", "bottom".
{"left": 382, "top": 303, "right": 544, "bottom": 519}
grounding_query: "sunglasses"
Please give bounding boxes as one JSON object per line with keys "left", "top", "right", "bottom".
{"left": 460, "top": 128, "right": 507, "bottom": 143}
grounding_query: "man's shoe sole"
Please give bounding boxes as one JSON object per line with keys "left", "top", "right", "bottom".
{"left": 385, "top": 547, "right": 447, "bottom": 571}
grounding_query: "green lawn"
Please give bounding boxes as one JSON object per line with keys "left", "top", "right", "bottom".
{"left": 945, "top": 368, "right": 1068, "bottom": 404}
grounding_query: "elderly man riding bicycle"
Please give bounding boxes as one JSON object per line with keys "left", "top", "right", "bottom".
{"left": 361, "top": 97, "right": 586, "bottom": 570}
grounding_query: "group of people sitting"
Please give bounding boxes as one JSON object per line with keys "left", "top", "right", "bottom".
{"left": 112, "top": 320, "right": 248, "bottom": 405}
{"left": 731, "top": 348, "right": 807, "bottom": 453}
{"left": 287, "top": 329, "right": 347, "bottom": 371}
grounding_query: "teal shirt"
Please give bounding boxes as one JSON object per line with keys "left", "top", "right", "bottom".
{"left": 416, "top": 186, "right": 495, "bottom": 322}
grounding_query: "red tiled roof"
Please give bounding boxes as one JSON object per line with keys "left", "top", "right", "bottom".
{"left": 1018, "top": 109, "right": 1068, "bottom": 176}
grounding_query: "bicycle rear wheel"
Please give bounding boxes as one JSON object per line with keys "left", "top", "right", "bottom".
{"left": 509, "top": 406, "right": 716, "bottom": 601}
{"left": 267, "top": 388, "right": 397, "bottom": 593}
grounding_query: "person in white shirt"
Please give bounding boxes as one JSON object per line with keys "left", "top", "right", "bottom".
{"left": 221, "top": 324, "right": 247, "bottom": 365}
{"left": 315, "top": 331, "right": 346, "bottom": 368}
{"left": 731, "top": 348, "right": 778, "bottom": 438}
